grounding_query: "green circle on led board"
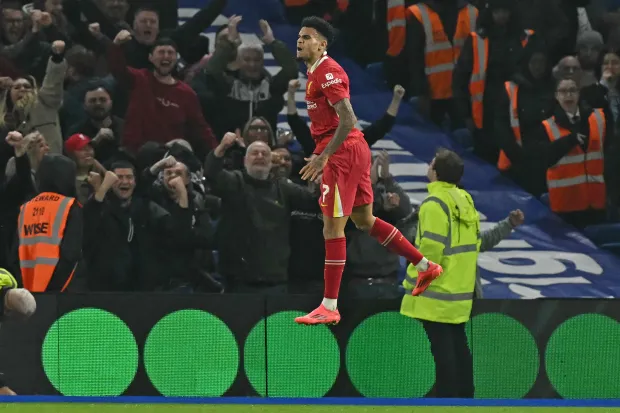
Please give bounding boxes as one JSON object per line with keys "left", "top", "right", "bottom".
{"left": 41, "top": 308, "right": 138, "bottom": 396}
{"left": 346, "top": 312, "right": 435, "bottom": 397}
{"left": 545, "top": 314, "right": 620, "bottom": 398}
{"left": 465, "top": 313, "right": 539, "bottom": 398}
{"left": 244, "top": 311, "right": 340, "bottom": 397}
{"left": 144, "top": 309, "right": 239, "bottom": 397}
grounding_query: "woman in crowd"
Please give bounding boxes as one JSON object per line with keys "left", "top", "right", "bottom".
{"left": 527, "top": 77, "right": 618, "bottom": 229}
{"left": 0, "top": 40, "right": 67, "bottom": 179}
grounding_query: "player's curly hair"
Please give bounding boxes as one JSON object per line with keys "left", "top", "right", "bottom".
{"left": 301, "top": 16, "right": 335, "bottom": 47}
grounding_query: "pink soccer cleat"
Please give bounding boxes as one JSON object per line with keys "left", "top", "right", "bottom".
{"left": 412, "top": 261, "right": 443, "bottom": 296}
{"left": 295, "top": 304, "right": 341, "bottom": 326}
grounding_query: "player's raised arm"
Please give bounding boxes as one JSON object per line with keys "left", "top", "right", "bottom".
{"left": 322, "top": 98, "right": 357, "bottom": 156}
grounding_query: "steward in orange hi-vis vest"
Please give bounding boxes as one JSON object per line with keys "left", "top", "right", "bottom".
{"left": 16, "top": 154, "right": 82, "bottom": 293}
{"left": 497, "top": 80, "right": 520, "bottom": 171}
{"left": 542, "top": 109, "right": 607, "bottom": 214}
{"left": 468, "top": 29, "right": 534, "bottom": 130}
{"left": 18, "top": 193, "right": 75, "bottom": 292}
{"left": 408, "top": 2, "right": 477, "bottom": 100}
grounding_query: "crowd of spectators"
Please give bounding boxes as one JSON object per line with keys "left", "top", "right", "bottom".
{"left": 380, "top": 0, "right": 620, "bottom": 229}
{"left": 0, "top": 0, "right": 618, "bottom": 296}
{"left": 0, "top": 0, "right": 422, "bottom": 297}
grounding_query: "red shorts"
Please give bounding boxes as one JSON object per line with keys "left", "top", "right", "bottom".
{"left": 319, "top": 140, "right": 373, "bottom": 217}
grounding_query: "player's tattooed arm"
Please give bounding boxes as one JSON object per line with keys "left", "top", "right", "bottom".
{"left": 322, "top": 98, "right": 357, "bottom": 156}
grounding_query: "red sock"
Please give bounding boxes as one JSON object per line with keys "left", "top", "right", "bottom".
{"left": 324, "top": 237, "right": 346, "bottom": 299}
{"left": 370, "top": 218, "right": 424, "bottom": 265}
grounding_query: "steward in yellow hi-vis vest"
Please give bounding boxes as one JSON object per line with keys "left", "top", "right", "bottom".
{"left": 401, "top": 148, "right": 478, "bottom": 398}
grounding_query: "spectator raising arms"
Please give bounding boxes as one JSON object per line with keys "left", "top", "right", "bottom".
{"left": 205, "top": 132, "right": 317, "bottom": 294}
{"left": 108, "top": 30, "right": 217, "bottom": 160}
{"left": 0, "top": 40, "right": 67, "bottom": 157}
{"left": 66, "top": 84, "right": 124, "bottom": 165}
{"left": 198, "top": 16, "right": 299, "bottom": 138}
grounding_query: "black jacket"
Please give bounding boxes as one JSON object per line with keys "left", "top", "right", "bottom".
{"left": 195, "top": 39, "right": 298, "bottom": 138}
{"left": 66, "top": 116, "right": 125, "bottom": 165}
{"left": 142, "top": 170, "right": 216, "bottom": 287}
{"left": 83, "top": 192, "right": 189, "bottom": 291}
{"left": 0, "top": 155, "right": 35, "bottom": 270}
{"left": 453, "top": 5, "right": 533, "bottom": 127}
{"left": 494, "top": 40, "right": 556, "bottom": 196}
{"left": 205, "top": 151, "right": 317, "bottom": 287}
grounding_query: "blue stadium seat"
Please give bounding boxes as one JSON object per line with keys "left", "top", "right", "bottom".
{"left": 540, "top": 193, "right": 550, "bottom": 206}
{"left": 600, "top": 242, "right": 620, "bottom": 256}
{"left": 583, "top": 224, "right": 620, "bottom": 246}
{"left": 451, "top": 128, "right": 473, "bottom": 151}
{"left": 365, "top": 62, "right": 386, "bottom": 85}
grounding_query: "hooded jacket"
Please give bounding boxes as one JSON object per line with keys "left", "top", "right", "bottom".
{"left": 195, "top": 39, "right": 298, "bottom": 139}
{"left": 83, "top": 190, "right": 186, "bottom": 292}
{"left": 11, "top": 154, "right": 82, "bottom": 291}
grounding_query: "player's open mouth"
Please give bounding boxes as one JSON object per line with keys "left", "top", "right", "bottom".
{"left": 297, "top": 47, "right": 302, "bottom": 51}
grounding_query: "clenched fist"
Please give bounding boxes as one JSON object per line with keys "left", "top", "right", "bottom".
{"left": 51, "top": 40, "right": 65, "bottom": 54}
{"left": 508, "top": 209, "right": 525, "bottom": 227}
{"left": 30, "top": 10, "right": 42, "bottom": 26}
{"left": 150, "top": 155, "right": 177, "bottom": 175}
{"left": 214, "top": 130, "right": 245, "bottom": 157}
{"left": 168, "top": 176, "right": 186, "bottom": 192}
{"left": 0, "top": 77, "right": 13, "bottom": 90}
{"left": 93, "top": 128, "right": 114, "bottom": 143}
{"left": 87, "top": 171, "right": 103, "bottom": 192}
{"left": 288, "top": 79, "right": 301, "bottom": 94}
{"left": 40, "top": 12, "right": 52, "bottom": 27}
{"left": 393, "top": 84, "right": 405, "bottom": 99}
{"left": 102, "top": 171, "right": 119, "bottom": 188}
{"left": 114, "top": 30, "right": 132, "bottom": 45}
{"left": 88, "top": 22, "right": 101, "bottom": 37}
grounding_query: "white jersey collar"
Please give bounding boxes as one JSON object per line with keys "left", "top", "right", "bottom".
{"left": 309, "top": 53, "right": 329, "bottom": 74}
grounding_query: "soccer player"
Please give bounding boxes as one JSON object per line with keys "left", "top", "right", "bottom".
{"left": 294, "top": 17, "right": 443, "bottom": 325}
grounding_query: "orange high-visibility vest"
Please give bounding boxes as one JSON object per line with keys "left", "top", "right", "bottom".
{"left": 18, "top": 192, "right": 76, "bottom": 292}
{"left": 469, "top": 29, "right": 534, "bottom": 129}
{"left": 387, "top": 0, "right": 407, "bottom": 56}
{"left": 497, "top": 81, "right": 520, "bottom": 171}
{"left": 543, "top": 109, "right": 607, "bottom": 213}
{"left": 409, "top": 3, "right": 478, "bottom": 99}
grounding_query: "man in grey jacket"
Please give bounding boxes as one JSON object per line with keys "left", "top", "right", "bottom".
{"left": 475, "top": 209, "right": 525, "bottom": 297}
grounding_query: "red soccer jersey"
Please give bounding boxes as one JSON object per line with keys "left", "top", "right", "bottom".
{"left": 306, "top": 55, "right": 364, "bottom": 154}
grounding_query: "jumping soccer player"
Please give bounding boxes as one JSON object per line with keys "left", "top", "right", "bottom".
{"left": 294, "top": 17, "right": 443, "bottom": 326}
